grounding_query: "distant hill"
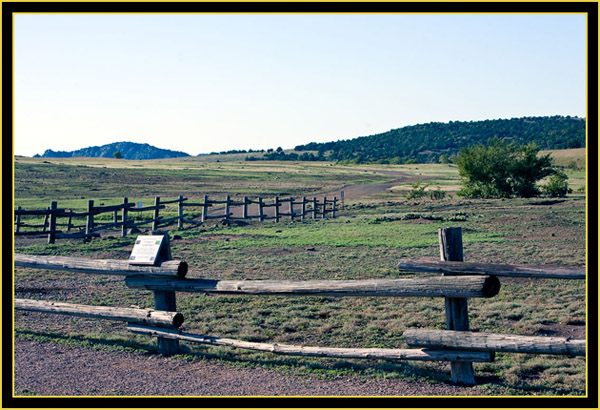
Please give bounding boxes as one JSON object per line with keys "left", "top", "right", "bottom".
{"left": 281, "top": 115, "right": 585, "bottom": 164}
{"left": 37, "top": 142, "right": 190, "bottom": 160}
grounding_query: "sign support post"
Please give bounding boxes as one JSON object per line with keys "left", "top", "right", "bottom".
{"left": 129, "top": 231, "right": 179, "bottom": 356}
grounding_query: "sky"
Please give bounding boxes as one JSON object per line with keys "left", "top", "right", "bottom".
{"left": 13, "top": 13, "right": 587, "bottom": 157}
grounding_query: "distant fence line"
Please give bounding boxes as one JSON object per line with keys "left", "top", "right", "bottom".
{"left": 14, "top": 195, "right": 339, "bottom": 243}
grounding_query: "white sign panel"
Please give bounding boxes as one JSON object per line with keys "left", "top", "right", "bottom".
{"left": 129, "top": 235, "right": 165, "bottom": 265}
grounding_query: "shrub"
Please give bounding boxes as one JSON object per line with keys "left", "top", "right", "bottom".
{"left": 455, "top": 138, "right": 554, "bottom": 198}
{"left": 405, "top": 179, "right": 428, "bottom": 199}
{"left": 428, "top": 187, "right": 446, "bottom": 200}
{"left": 542, "top": 171, "right": 572, "bottom": 197}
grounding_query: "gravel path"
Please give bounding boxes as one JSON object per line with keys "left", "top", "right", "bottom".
{"left": 14, "top": 338, "right": 489, "bottom": 397}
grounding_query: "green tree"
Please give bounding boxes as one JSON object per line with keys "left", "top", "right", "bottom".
{"left": 113, "top": 151, "right": 124, "bottom": 159}
{"left": 455, "top": 138, "right": 555, "bottom": 198}
{"left": 509, "top": 142, "right": 554, "bottom": 198}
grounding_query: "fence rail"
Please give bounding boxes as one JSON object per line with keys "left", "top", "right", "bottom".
{"left": 13, "top": 228, "right": 585, "bottom": 387}
{"left": 397, "top": 258, "right": 586, "bottom": 279}
{"left": 14, "top": 194, "right": 339, "bottom": 243}
{"left": 403, "top": 329, "right": 586, "bottom": 357}
{"left": 15, "top": 298, "right": 183, "bottom": 329}
{"left": 13, "top": 253, "right": 188, "bottom": 279}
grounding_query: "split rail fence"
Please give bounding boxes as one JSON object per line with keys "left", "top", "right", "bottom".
{"left": 13, "top": 228, "right": 585, "bottom": 386}
{"left": 14, "top": 195, "right": 339, "bottom": 244}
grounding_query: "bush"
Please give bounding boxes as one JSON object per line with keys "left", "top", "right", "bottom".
{"left": 405, "top": 179, "right": 428, "bottom": 199}
{"left": 542, "top": 171, "right": 572, "bottom": 197}
{"left": 455, "top": 138, "right": 554, "bottom": 198}
{"left": 428, "top": 187, "right": 446, "bottom": 200}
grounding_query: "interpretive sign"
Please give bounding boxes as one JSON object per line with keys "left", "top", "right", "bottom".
{"left": 129, "top": 235, "right": 166, "bottom": 265}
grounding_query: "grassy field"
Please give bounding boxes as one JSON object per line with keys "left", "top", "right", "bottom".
{"left": 12, "top": 152, "right": 588, "bottom": 396}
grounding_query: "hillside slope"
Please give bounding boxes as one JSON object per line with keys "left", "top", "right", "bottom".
{"left": 38, "top": 141, "right": 190, "bottom": 160}
{"left": 293, "top": 115, "right": 585, "bottom": 164}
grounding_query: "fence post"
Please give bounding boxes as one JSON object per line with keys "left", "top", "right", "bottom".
{"left": 322, "top": 197, "right": 327, "bottom": 219}
{"left": 313, "top": 197, "right": 317, "bottom": 219}
{"left": 121, "top": 197, "right": 129, "bottom": 237}
{"left": 225, "top": 195, "right": 231, "bottom": 220}
{"left": 151, "top": 232, "right": 180, "bottom": 356}
{"left": 289, "top": 197, "right": 294, "bottom": 221}
{"left": 243, "top": 196, "right": 248, "bottom": 219}
{"left": 178, "top": 195, "right": 184, "bottom": 229}
{"left": 152, "top": 197, "right": 161, "bottom": 231}
{"left": 42, "top": 209, "right": 49, "bottom": 232}
{"left": 202, "top": 195, "right": 209, "bottom": 223}
{"left": 332, "top": 197, "right": 337, "bottom": 218}
{"left": 258, "top": 197, "right": 264, "bottom": 222}
{"left": 47, "top": 201, "right": 57, "bottom": 244}
{"left": 85, "top": 200, "right": 94, "bottom": 240}
{"left": 15, "top": 206, "right": 21, "bottom": 233}
{"left": 439, "top": 227, "right": 475, "bottom": 385}
{"left": 301, "top": 197, "right": 306, "bottom": 220}
{"left": 275, "top": 196, "right": 280, "bottom": 222}
{"left": 153, "top": 289, "right": 179, "bottom": 356}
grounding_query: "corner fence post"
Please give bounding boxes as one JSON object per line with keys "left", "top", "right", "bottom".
{"left": 439, "top": 227, "right": 475, "bottom": 385}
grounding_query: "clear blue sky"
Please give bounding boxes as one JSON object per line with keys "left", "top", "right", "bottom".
{"left": 14, "top": 13, "right": 587, "bottom": 157}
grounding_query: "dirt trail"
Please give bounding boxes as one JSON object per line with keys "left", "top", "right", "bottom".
{"left": 14, "top": 338, "right": 489, "bottom": 397}
{"left": 209, "top": 170, "right": 428, "bottom": 219}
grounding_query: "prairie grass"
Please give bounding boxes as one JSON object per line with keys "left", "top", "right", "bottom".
{"left": 12, "top": 155, "right": 588, "bottom": 396}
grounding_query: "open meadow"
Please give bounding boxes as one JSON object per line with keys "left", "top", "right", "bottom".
{"left": 12, "top": 153, "right": 588, "bottom": 397}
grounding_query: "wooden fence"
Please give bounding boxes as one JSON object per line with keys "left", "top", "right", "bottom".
{"left": 14, "top": 195, "right": 339, "bottom": 244}
{"left": 13, "top": 228, "right": 585, "bottom": 387}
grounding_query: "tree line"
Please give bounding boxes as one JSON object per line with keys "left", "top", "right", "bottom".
{"left": 248, "top": 115, "right": 585, "bottom": 164}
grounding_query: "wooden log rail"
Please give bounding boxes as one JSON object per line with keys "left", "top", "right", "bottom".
{"left": 14, "top": 253, "right": 188, "bottom": 279}
{"left": 127, "top": 324, "right": 494, "bottom": 362}
{"left": 15, "top": 299, "right": 184, "bottom": 328}
{"left": 403, "top": 329, "right": 585, "bottom": 357}
{"left": 14, "top": 227, "right": 586, "bottom": 386}
{"left": 397, "top": 258, "right": 585, "bottom": 279}
{"left": 124, "top": 275, "right": 501, "bottom": 298}
{"left": 91, "top": 202, "right": 137, "bottom": 213}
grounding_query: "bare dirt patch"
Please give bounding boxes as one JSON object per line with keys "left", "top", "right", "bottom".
{"left": 14, "top": 338, "right": 491, "bottom": 397}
